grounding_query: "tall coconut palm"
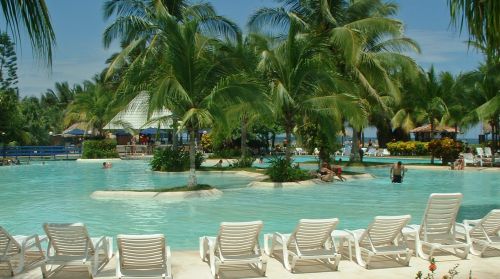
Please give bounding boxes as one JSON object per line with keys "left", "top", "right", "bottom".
{"left": 210, "top": 34, "right": 272, "bottom": 159}
{"left": 448, "top": 0, "right": 500, "bottom": 59}
{"left": 458, "top": 62, "right": 500, "bottom": 152}
{"left": 250, "top": 0, "right": 420, "bottom": 162}
{"left": 106, "top": 3, "right": 262, "bottom": 187}
{"left": 64, "top": 78, "right": 118, "bottom": 136}
{"left": 0, "top": 0, "right": 55, "bottom": 66}
{"left": 253, "top": 17, "right": 366, "bottom": 161}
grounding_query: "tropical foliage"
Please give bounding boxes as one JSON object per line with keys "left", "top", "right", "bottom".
{"left": 150, "top": 147, "right": 204, "bottom": 172}
{"left": 266, "top": 156, "right": 312, "bottom": 182}
{"left": 82, "top": 139, "right": 119, "bottom": 159}
{"left": 1, "top": 0, "right": 498, "bottom": 180}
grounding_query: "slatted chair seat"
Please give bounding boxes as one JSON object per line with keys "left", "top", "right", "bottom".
{"left": 264, "top": 218, "right": 341, "bottom": 273}
{"left": 403, "top": 193, "right": 470, "bottom": 260}
{"left": 200, "top": 221, "right": 267, "bottom": 278}
{"left": 116, "top": 234, "right": 172, "bottom": 279}
{"left": 345, "top": 215, "right": 413, "bottom": 268}
{"left": 0, "top": 226, "right": 46, "bottom": 276}
{"left": 42, "top": 223, "right": 112, "bottom": 279}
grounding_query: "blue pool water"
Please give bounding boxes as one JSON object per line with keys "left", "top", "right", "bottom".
{"left": 0, "top": 160, "right": 498, "bottom": 250}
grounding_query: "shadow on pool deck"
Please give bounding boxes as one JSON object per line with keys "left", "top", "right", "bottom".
{"left": 5, "top": 250, "right": 500, "bottom": 279}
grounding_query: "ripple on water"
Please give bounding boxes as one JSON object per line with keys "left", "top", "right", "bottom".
{"left": 0, "top": 160, "right": 498, "bottom": 249}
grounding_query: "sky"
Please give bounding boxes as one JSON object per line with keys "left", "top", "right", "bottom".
{"left": 12, "top": 0, "right": 484, "bottom": 98}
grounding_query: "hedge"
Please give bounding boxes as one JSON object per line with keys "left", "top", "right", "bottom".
{"left": 386, "top": 141, "right": 429, "bottom": 156}
{"left": 82, "top": 139, "right": 119, "bottom": 159}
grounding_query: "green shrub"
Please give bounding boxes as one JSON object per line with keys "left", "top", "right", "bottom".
{"left": 386, "top": 141, "right": 429, "bottom": 156}
{"left": 232, "top": 156, "right": 255, "bottom": 168}
{"left": 266, "top": 156, "right": 312, "bottom": 182}
{"left": 150, "top": 147, "right": 204, "bottom": 172}
{"left": 428, "top": 138, "right": 463, "bottom": 165}
{"left": 82, "top": 139, "right": 119, "bottom": 159}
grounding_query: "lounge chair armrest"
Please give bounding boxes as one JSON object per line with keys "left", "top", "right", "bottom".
{"left": 463, "top": 219, "right": 480, "bottom": 227}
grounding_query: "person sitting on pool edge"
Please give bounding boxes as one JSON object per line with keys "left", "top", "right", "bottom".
{"left": 213, "top": 159, "right": 223, "bottom": 168}
{"left": 319, "top": 162, "right": 334, "bottom": 182}
{"left": 390, "top": 161, "right": 405, "bottom": 183}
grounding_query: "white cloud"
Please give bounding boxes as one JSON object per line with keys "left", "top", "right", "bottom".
{"left": 404, "top": 29, "right": 483, "bottom": 72}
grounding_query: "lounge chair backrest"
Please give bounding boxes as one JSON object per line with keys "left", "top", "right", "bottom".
{"left": 0, "top": 227, "right": 20, "bottom": 257}
{"left": 44, "top": 223, "right": 94, "bottom": 256}
{"left": 117, "top": 234, "right": 165, "bottom": 270}
{"left": 476, "top": 147, "right": 484, "bottom": 157}
{"left": 217, "top": 221, "right": 263, "bottom": 257}
{"left": 484, "top": 147, "right": 493, "bottom": 157}
{"left": 420, "top": 193, "right": 462, "bottom": 242}
{"left": 290, "top": 218, "right": 338, "bottom": 250}
{"left": 359, "top": 215, "right": 411, "bottom": 247}
{"left": 469, "top": 210, "right": 500, "bottom": 239}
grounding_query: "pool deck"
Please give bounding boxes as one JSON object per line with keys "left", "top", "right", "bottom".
{"left": 7, "top": 250, "right": 500, "bottom": 279}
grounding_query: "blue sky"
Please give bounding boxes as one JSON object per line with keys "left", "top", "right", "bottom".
{"left": 13, "top": 0, "right": 484, "bottom": 97}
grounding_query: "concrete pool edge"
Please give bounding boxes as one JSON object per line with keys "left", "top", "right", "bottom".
{"left": 249, "top": 173, "right": 375, "bottom": 188}
{"left": 90, "top": 188, "right": 222, "bottom": 200}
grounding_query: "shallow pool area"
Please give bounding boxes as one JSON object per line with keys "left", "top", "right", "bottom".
{"left": 0, "top": 160, "right": 498, "bottom": 250}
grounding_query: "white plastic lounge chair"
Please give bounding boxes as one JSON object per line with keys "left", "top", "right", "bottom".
{"left": 382, "top": 149, "right": 390, "bottom": 156}
{"left": 264, "top": 218, "right": 341, "bottom": 272}
{"left": 116, "top": 234, "right": 172, "bottom": 279}
{"left": 42, "top": 223, "right": 112, "bottom": 279}
{"left": 462, "top": 153, "right": 477, "bottom": 166}
{"left": 476, "top": 147, "right": 485, "bottom": 158}
{"left": 0, "top": 226, "right": 46, "bottom": 276}
{"left": 342, "top": 146, "right": 351, "bottom": 157}
{"left": 484, "top": 147, "right": 493, "bottom": 158}
{"left": 404, "top": 193, "right": 469, "bottom": 260}
{"left": 295, "top": 148, "right": 306, "bottom": 155}
{"left": 365, "top": 148, "right": 377, "bottom": 157}
{"left": 457, "top": 209, "right": 500, "bottom": 257}
{"left": 200, "top": 221, "right": 267, "bottom": 278}
{"left": 345, "top": 215, "right": 413, "bottom": 268}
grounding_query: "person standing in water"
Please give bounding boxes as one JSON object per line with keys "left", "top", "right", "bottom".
{"left": 390, "top": 161, "right": 406, "bottom": 183}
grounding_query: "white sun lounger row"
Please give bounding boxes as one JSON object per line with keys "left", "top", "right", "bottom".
{"left": 2, "top": 193, "right": 499, "bottom": 278}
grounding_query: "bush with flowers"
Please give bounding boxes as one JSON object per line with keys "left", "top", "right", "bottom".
{"left": 427, "top": 138, "right": 463, "bottom": 165}
{"left": 387, "top": 141, "right": 429, "bottom": 156}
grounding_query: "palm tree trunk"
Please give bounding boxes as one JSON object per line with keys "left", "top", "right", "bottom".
{"left": 187, "top": 128, "right": 197, "bottom": 188}
{"left": 285, "top": 124, "right": 292, "bottom": 161}
{"left": 430, "top": 121, "right": 435, "bottom": 164}
{"left": 350, "top": 127, "right": 360, "bottom": 162}
{"left": 172, "top": 119, "right": 178, "bottom": 148}
{"left": 240, "top": 115, "right": 248, "bottom": 159}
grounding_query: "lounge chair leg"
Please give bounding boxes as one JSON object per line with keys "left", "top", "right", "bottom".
{"left": 41, "top": 264, "right": 48, "bottom": 279}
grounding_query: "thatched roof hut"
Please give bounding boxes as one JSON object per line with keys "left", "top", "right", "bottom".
{"left": 410, "top": 124, "right": 459, "bottom": 141}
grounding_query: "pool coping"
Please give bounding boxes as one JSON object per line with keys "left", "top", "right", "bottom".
{"left": 90, "top": 188, "right": 222, "bottom": 200}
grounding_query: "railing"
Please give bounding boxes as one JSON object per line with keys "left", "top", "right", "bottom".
{"left": 1, "top": 146, "right": 82, "bottom": 159}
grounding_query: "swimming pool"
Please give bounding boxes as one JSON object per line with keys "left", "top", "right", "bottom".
{"left": 0, "top": 160, "right": 498, "bottom": 250}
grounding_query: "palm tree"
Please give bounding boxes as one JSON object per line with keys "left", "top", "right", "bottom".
{"left": 0, "top": 0, "right": 55, "bottom": 66}
{"left": 252, "top": 17, "right": 367, "bottom": 161}
{"left": 64, "top": 78, "right": 118, "bottom": 136}
{"left": 448, "top": 0, "right": 500, "bottom": 59}
{"left": 105, "top": 3, "right": 262, "bottom": 187}
{"left": 458, "top": 63, "right": 500, "bottom": 153}
{"left": 250, "top": 0, "right": 420, "bottom": 162}
{"left": 392, "top": 67, "right": 451, "bottom": 164}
